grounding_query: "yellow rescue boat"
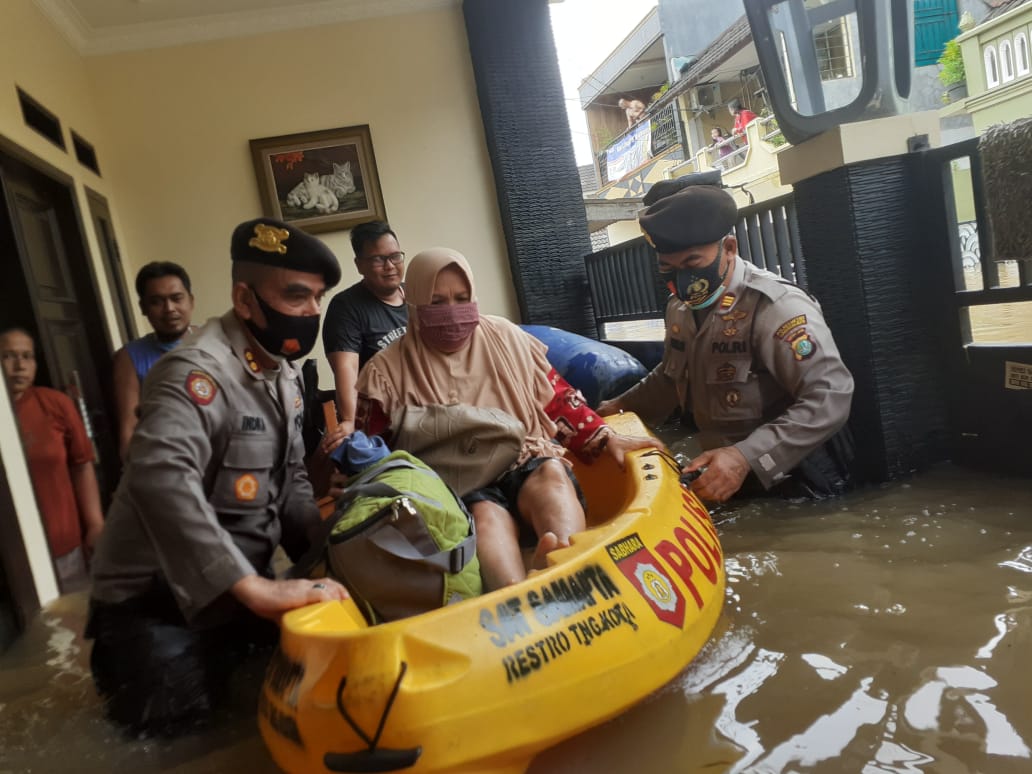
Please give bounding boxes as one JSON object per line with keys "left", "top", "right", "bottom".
{"left": 260, "top": 413, "right": 725, "bottom": 773}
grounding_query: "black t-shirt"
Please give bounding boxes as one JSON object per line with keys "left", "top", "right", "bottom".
{"left": 322, "top": 281, "right": 408, "bottom": 367}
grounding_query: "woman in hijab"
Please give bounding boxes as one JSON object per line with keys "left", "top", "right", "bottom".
{"left": 355, "top": 248, "right": 655, "bottom": 590}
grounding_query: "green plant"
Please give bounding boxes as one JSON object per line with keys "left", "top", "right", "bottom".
{"left": 649, "top": 82, "right": 670, "bottom": 105}
{"left": 938, "top": 39, "right": 966, "bottom": 87}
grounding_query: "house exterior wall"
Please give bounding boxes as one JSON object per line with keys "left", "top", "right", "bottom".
{"left": 657, "top": 0, "right": 745, "bottom": 82}
{"left": 958, "top": 3, "right": 1032, "bottom": 133}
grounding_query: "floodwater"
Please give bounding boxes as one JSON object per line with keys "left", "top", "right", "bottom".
{"left": 2, "top": 463, "right": 1030, "bottom": 773}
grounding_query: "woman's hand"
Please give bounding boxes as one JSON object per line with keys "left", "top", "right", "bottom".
{"left": 603, "top": 432, "right": 662, "bottom": 470}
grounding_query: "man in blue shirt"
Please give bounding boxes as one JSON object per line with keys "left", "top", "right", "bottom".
{"left": 112, "top": 261, "right": 195, "bottom": 460}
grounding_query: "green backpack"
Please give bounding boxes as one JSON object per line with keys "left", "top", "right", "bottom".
{"left": 300, "top": 451, "right": 482, "bottom": 623}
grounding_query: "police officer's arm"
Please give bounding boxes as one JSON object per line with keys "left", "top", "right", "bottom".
{"left": 125, "top": 356, "right": 260, "bottom": 618}
{"left": 598, "top": 296, "right": 682, "bottom": 423}
{"left": 597, "top": 362, "right": 678, "bottom": 423}
{"left": 126, "top": 356, "right": 340, "bottom": 621}
{"left": 734, "top": 295, "right": 853, "bottom": 489}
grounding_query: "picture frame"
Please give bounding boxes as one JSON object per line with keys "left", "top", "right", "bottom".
{"left": 249, "top": 124, "right": 387, "bottom": 234}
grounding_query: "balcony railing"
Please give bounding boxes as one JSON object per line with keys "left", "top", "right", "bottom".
{"left": 596, "top": 103, "right": 682, "bottom": 186}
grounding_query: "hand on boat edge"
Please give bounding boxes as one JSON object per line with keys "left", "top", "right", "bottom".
{"left": 603, "top": 432, "right": 662, "bottom": 470}
{"left": 686, "top": 446, "right": 750, "bottom": 503}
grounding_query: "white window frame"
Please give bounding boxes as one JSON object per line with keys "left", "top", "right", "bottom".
{"left": 1000, "top": 38, "right": 1015, "bottom": 83}
{"left": 985, "top": 45, "right": 1001, "bottom": 88}
{"left": 1016, "top": 32, "right": 1030, "bottom": 77}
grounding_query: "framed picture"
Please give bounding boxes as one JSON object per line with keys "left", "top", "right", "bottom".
{"left": 249, "top": 124, "right": 387, "bottom": 234}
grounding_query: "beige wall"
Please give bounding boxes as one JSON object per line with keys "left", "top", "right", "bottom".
{"left": 84, "top": 7, "right": 515, "bottom": 387}
{"left": 0, "top": 0, "right": 515, "bottom": 605}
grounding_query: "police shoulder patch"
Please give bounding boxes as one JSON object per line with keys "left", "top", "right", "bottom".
{"left": 185, "top": 370, "right": 217, "bottom": 405}
{"left": 774, "top": 314, "right": 807, "bottom": 340}
{"left": 787, "top": 329, "right": 816, "bottom": 361}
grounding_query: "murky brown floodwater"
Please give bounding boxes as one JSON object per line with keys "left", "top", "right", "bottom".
{"left": 2, "top": 462, "right": 1030, "bottom": 773}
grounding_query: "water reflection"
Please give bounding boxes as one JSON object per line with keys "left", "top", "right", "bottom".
{"left": 2, "top": 463, "right": 1030, "bottom": 773}
{"left": 533, "top": 464, "right": 1032, "bottom": 773}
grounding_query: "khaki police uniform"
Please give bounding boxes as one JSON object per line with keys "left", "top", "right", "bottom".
{"left": 617, "top": 258, "right": 854, "bottom": 489}
{"left": 91, "top": 310, "right": 318, "bottom": 621}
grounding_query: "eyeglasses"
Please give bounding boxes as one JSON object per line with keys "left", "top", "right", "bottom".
{"left": 363, "top": 251, "right": 405, "bottom": 268}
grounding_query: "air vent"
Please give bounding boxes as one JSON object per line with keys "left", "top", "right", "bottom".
{"left": 71, "top": 131, "right": 100, "bottom": 175}
{"left": 16, "top": 87, "right": 65, "bottom": 151}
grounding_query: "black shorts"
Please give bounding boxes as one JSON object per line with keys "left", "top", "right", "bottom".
{"left": 462, "top": 456, "right": 587, "bottom": 539}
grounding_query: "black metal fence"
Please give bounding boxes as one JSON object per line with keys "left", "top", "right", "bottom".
{"left": 584, "top": 193, "right": 807, "bottom": 337}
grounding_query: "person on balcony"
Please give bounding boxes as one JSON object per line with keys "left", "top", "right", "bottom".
{"left": 710, "top": 127, "right": 735, "bottom": 168}
{"left": 618, "top": 97, "right": 647, "bottom": 127}
{"left": 598, "top": 185, "right": 855, "bottom": 502}
{"left": 729, "top": 99, "right": 758, "bottom": 142}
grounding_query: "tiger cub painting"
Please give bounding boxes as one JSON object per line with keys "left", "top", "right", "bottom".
{"left": 284, "top": 162, "right": 356, "bottom": 213}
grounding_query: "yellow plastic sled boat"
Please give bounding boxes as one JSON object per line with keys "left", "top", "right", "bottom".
{"left": 259, "top": 413, "right": 725, "bottom": 773}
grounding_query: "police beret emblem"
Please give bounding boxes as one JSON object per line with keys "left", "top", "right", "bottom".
{"left": 185, "top": 370, "right": 217, "bottom": 405}
{"left": 249, "top": 223, "right": 290, "bottom": 254}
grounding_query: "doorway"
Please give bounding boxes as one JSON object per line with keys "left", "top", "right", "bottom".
{"left": 0, "top": 143, "right": 123, "bottom": 634}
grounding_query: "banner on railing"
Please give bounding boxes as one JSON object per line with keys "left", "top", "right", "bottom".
{"left": 606, "top": 121, "right": 652, "bottom": 181}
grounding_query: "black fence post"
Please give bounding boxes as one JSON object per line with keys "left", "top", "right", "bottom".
{"left": 463, "top": 0, "right": 595, "bottom": 336}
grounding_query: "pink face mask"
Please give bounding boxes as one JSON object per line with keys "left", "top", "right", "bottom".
{"left": 416, "top": 302, "right": 480, "bottom": 352}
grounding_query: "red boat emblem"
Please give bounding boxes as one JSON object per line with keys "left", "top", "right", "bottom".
{"left": 607, "top": 534, "right": 686, "bottom": 629}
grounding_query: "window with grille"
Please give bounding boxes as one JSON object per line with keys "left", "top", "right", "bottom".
{"left": 814, "top": 19, "right": 854, "bottom": 80}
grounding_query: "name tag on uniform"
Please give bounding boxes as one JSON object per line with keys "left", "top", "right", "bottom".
{"left": 241, "top": 415, "right": 267, "bottom": 433}
{"left": 670, "top": 338, "right": 686, "bottom": 351}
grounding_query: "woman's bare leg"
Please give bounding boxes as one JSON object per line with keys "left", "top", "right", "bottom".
{"left": 517, "top": 459, "right": 586, "bottom": 567}
{"left": 471, "top": 500, "right": 526, "bottom": 591}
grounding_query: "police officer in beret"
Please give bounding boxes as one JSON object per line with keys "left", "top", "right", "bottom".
{"left": 599, "top": 186, "right": 855, "bottom": 502}
{"left": 87, "top": 217, "right": 350, "bottom": 735}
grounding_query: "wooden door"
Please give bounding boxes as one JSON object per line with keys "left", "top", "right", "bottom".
{"left": 0, "top": 153, "right": 120, "bottom": 505}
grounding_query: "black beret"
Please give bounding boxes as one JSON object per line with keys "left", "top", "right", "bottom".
{"left": 230, "top": 217, "right": 341, "bottom": 288}
{"left": 642, "top": 170, "right": 722, "bottom": 206}
{"left": 639, "top": 185, "right": 737, "bottom": 253}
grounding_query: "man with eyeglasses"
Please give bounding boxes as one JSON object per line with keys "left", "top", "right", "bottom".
{"left": 322, "top": 220, "right": 408, "bottom": 435}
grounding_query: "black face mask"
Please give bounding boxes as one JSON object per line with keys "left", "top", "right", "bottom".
{"left": 666, "top": 242, "right": 729, "bottom": 310}
{"left": 244, "top": 287, "right": 320, "bottom": 362}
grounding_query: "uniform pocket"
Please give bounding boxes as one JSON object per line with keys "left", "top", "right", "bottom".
{"left": 705, "top": 358, "right": 762, "bottom": 422}
{"left": 663, "top": 336, "right": 690, "bottom": 380}
{"left": 211, "top": 435, "right": 278, "bottom": 510}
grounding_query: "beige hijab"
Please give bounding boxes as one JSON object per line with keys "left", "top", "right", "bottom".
{"left": 358, "top": 248, "right": 563, "bottom": 460}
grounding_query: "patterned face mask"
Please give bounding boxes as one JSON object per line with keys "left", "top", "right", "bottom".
{"left": 666, "top": 241, "right": 729, "bottom": 310}
{"left": 416, "top": 302, "right": 480, "bottom": 353}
